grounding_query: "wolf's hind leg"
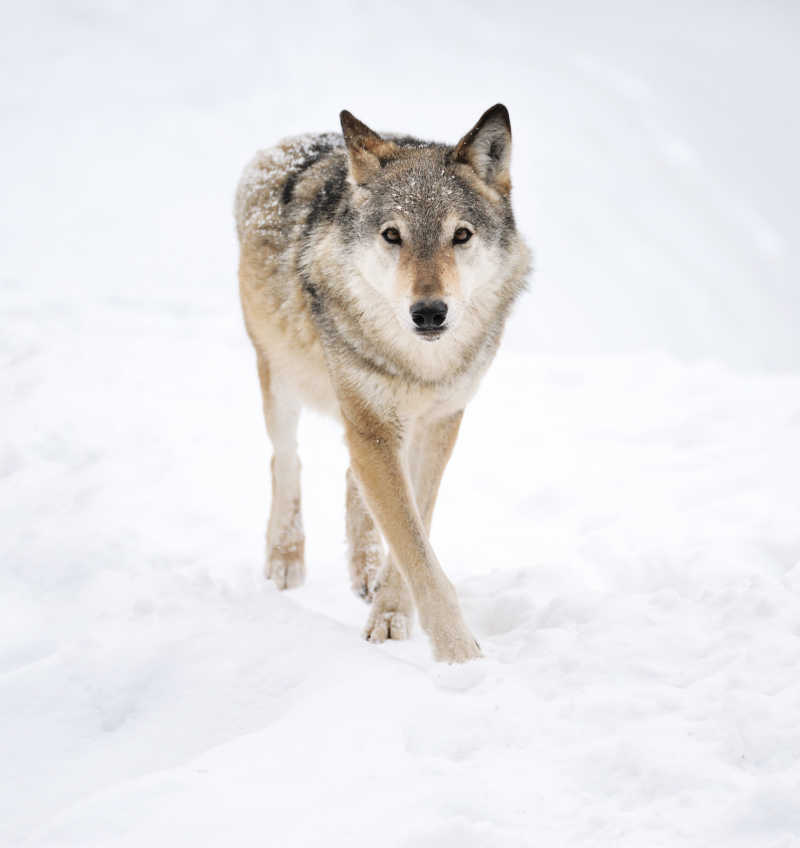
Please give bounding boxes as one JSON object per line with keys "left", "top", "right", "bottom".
{"left": 345, "top": 468, "right": 382, "bottom": 602}
{"left": 257, "top": 354, "right": 305, "bottom": 590}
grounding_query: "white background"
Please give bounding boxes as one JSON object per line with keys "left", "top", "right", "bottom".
{"left": 2, "top": 2, "right": 799, "bottom": 845}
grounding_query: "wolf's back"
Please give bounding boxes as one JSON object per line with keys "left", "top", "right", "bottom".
{"left": 234, "top": 133, "right": 344, "bottom": 246}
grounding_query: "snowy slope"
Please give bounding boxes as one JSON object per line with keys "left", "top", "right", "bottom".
{"left": 2, "top": 1, "right": 800, "bottom": 846}
{"left": 4, "top": 340, "right": 800, "bottom": 847}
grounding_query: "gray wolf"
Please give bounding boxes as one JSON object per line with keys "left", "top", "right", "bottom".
{"left": 235, "top": 104, "right": 530, "bottom": 662}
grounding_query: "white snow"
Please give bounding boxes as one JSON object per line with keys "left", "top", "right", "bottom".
{"left": 2, "top": 1, "right": 800, "bottom": 846}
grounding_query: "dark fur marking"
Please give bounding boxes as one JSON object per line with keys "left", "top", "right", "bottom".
{"left": 281, "top": 172, "right": 299, "bottom": 205}
{"left": 281, "top": 140, "right": 337, "bottom": 205}
{"left": 301, "top": 278, "right": 326, "bottom": 322}
{"left": 304, "top": 163, "right": 348, "bottom": 236}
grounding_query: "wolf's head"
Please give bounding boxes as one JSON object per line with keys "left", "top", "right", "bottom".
{"left": 338, "top": 105, "right": 527, "bottom": 346}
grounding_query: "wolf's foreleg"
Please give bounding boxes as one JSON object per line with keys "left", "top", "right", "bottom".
{"left": 344, "top": 412, "right": 481, "bottom": 663}
{"left": 409, "top": 410, "right": 463, "bottom": 533}
{"left": 257, "top": 355, "right": 305, "bottom": 589}
{"left": 363, "top": 410, "right": 465, "bottom": 643}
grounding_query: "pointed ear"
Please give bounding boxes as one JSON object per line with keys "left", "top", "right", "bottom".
{"left": 453, "top": 104, "right": 512, "bottom": 194}
{"left": 340, "top": 110, "right": 396, "bottom": 184}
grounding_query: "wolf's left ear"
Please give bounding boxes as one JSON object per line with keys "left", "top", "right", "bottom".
{"left": 453, "top": 104, "right": 512, "bottom": 194}
{"left": 340, "top": 110, "right": 396, "bottom": 184}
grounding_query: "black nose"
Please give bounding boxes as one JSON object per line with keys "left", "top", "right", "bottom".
{"left": 410, "top": 300, "right": 448, "bottom": 330}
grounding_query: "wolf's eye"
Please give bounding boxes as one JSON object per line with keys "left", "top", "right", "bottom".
{"left": 453, "top": 227, "right": 472, "bottom": 245}
{"left": 382, "top": 227, "right": 402, "bottom": 245}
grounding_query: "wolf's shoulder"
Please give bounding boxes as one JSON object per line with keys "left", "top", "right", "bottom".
{"left": 238, "top": 132, "right": 344, "bottom": 191}
{"left": 234, "top": 132, "right": 345, "bottom": 240}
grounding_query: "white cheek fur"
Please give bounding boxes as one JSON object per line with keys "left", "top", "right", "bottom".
{"left": 453, "top": 242, "right": 499, "bottom": 300}
{"left": 353, "top": 243, "right": 399, "bottom": 298}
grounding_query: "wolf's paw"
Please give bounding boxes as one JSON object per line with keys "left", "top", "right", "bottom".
{"left": 266, "top": 543, "right": 305, "bottom": 590}
{"left": 422, "top": 604, "right": 483, "bottom": 663}
{"left": 353, "top": 573, "right": 377, "bottom": 604}
{"left": 363, "top": 609, "right": 411, "bottom": 642}
{"left": 363, "top": 578, "right": 414, "bottom": 643}
{"left": 431, "top": 631, "right": 483, "bottom": 664}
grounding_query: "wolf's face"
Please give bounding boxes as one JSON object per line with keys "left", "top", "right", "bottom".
{"left": 340, "top": 106, "right": 522, "bottom": 344}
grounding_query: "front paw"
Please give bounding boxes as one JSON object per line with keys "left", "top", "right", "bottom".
{"left": 430, "top": 628, "right": 483, "bottom": 663}
{"left": 420, "top": 594, "right": 483, "bottom": 663}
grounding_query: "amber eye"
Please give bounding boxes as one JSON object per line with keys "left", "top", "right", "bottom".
{"left": 382, "top": 227, "right": 402, "bottom": 245}
{"left": 453, "top": 227, "right": 472, "bottom": 245}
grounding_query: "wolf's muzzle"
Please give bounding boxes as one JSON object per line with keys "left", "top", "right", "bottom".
{"left": 410, "top": 300, "right": 448, "bottom": 338}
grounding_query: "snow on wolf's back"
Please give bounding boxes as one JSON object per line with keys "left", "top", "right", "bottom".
{"left": 235, "top": 132, "right": 345, "bottom": 245}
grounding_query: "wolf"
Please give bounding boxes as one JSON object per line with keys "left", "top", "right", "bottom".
{"left": 235, "top": 104, "right": 530, "bottom": 662}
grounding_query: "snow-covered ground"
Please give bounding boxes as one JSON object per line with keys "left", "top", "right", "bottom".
{"left": 2, "top": 1, "right": 800, "bottom": 846}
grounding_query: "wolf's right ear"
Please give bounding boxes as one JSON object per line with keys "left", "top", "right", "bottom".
{"left": 340, "top": 111, "right": 396, "bottom": 184}
{"left": 453, "top": 104, "right": 512, "bottom": 195}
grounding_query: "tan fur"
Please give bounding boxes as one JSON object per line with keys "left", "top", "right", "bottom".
{"left": 342, "top": 397, "right": 479, "bottom": 661}
{"left": 257, "top": 354, "right": 305, "bottom": 589}
{"left": 345, "top": 467, "right": 382, "bottom": 601}
{"left": 235, "top": 105, "right": 530, "bottom": 662}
